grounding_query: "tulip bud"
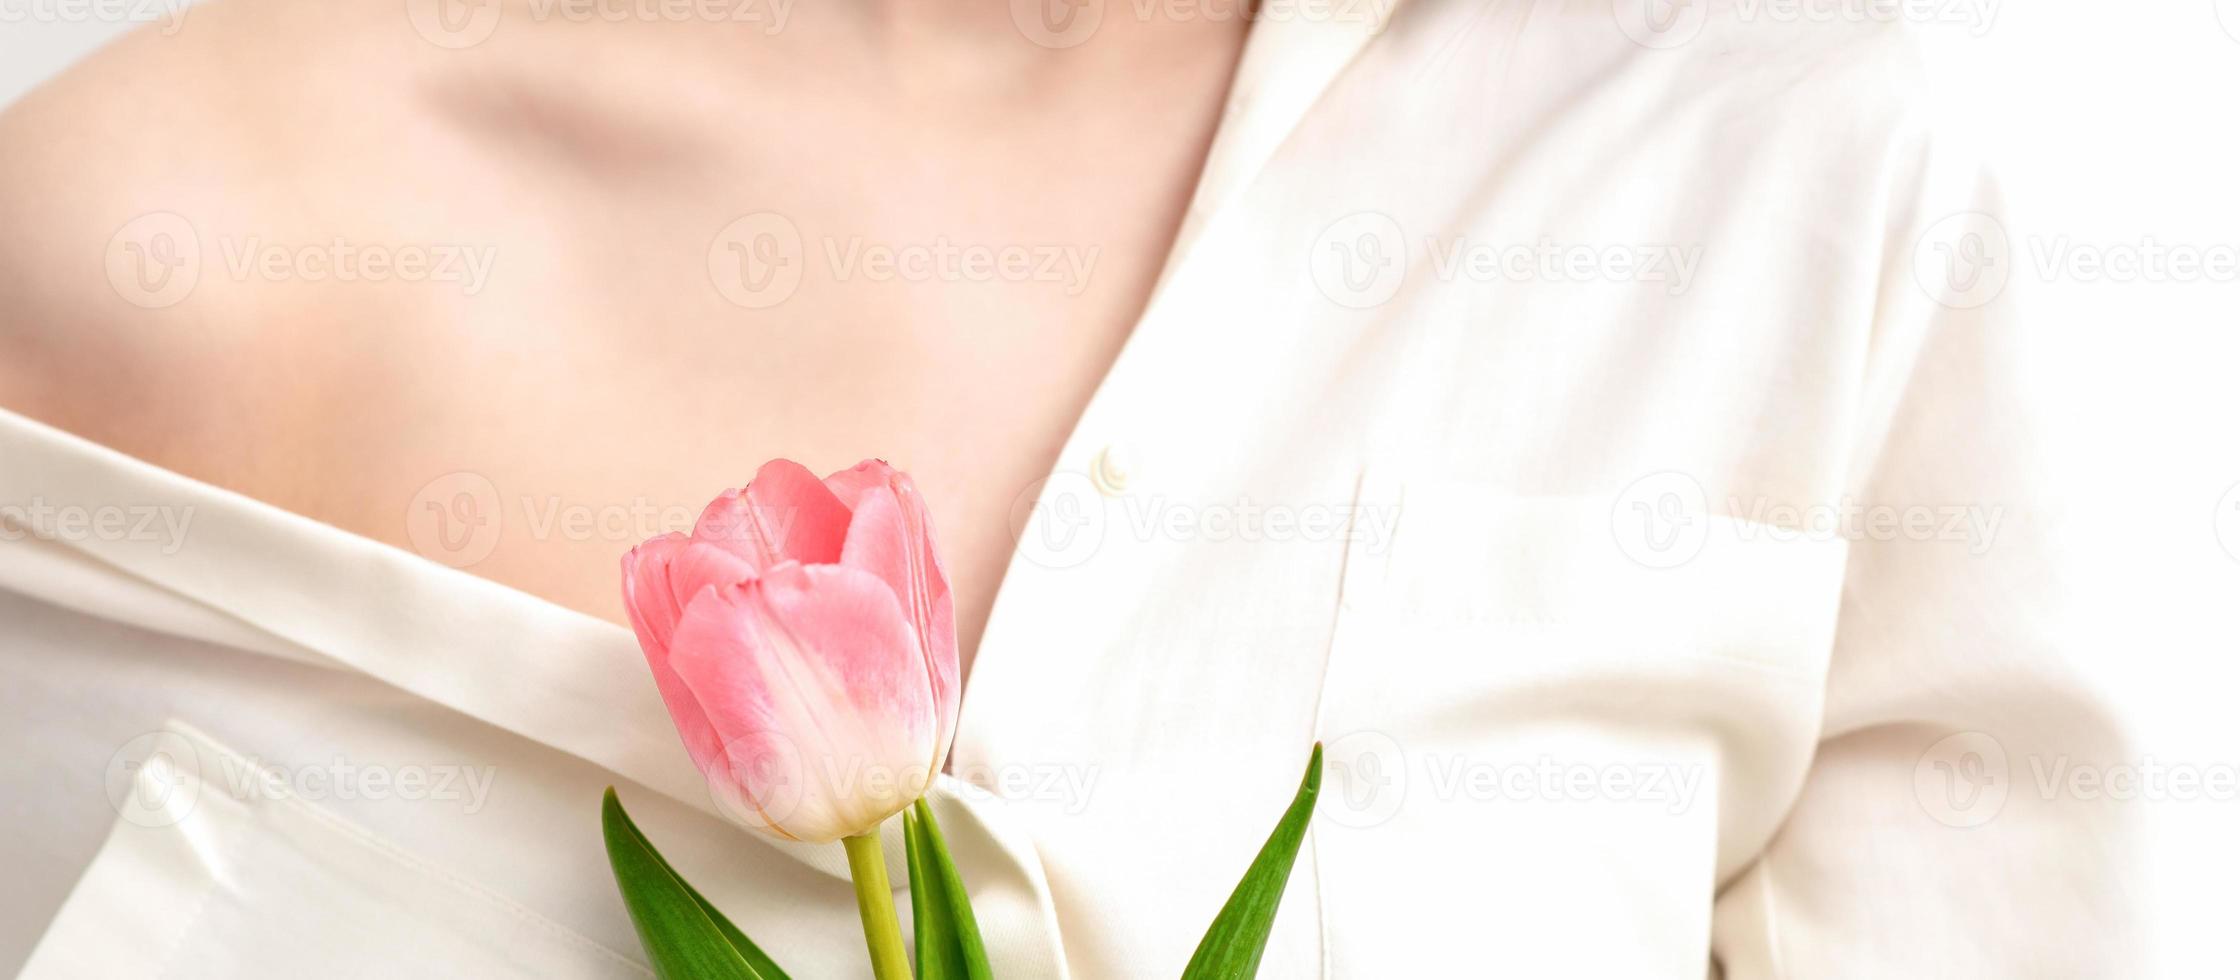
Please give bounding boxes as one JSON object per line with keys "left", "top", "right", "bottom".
{"left": 620, "top": 459, "right": 959, "bottom": 843}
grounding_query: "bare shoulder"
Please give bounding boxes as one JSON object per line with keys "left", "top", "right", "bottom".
{"left": 0, "top": 0, "right": 717, "bottom": 478}
{"left": 0, "top": 0, "right": 449, "bottom": 446}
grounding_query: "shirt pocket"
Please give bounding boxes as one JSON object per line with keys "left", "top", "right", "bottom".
{"left": 20, "top": 722, "right": 649, "bottom": 980}
{"left": 1308, "top": 470, "right": 1849, "bottom": 978}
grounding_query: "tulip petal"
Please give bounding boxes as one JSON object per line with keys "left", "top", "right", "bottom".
{"left": 621, "top": 533, "right": 693, "bottom": 652}
{"left": 663, "top": 541, "right": 762, "bottom": 608}
{"left": 620, "top": 536, "right": 762, "bottom": 657}
{"left": 693, "top": 460, "right": 853, "bottom": 568}
{"left": 620, "top": 535, "right": 750, "bottom": 778}
{"left": 665, "top": 563, "right": 937, "bottom": 843}
{"left": 821, "top": 459, "right": 897, "bottom": 511}
{"left": 839, "top": 480, "right": 959, "bottom": 774}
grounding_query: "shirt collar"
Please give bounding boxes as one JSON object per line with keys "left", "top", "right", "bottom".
{"left": 1159, "top": 0, "right": 1412, "bottom": 286}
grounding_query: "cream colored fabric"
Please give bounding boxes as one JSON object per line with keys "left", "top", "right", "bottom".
{"left": 3, "top": 4, "right": 2137, "bottom": 978}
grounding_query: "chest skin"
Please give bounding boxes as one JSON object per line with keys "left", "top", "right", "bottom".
{"left": 0, "top": 4, "right": 1252, "bottom": 673}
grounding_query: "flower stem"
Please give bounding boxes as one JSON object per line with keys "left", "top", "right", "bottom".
{"left": 842, "top": 829, "right": 912, "bottom": 980}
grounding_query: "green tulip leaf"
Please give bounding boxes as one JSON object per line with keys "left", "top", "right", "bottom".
{"left": 904, "top": 809, "right": 962, "bottom": 980}
{"left": 1180, "top": 743, "right": 1324, "bottom": 980}
{"left": 904, "top": 798, "right": 995, "bottom": 980}
{"left": 601, "top": 787, "right": 792, "bottom": 980}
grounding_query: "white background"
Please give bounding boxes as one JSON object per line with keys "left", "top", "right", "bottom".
{"left": 4, "top": 0, "right": 2236, "bottom": 973}
{"left": 1927, "top": 7, "right": 2240, "bottom": 973}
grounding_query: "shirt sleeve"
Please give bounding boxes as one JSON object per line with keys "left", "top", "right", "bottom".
{"left": 1708, "top": 126, "right": 2147, "bottom": 977}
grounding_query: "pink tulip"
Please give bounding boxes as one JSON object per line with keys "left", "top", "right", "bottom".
{"left": 619, "top": 459, "right": 959, "bottom": 843}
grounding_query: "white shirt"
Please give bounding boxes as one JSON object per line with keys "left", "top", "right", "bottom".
{"left": 2, "top": 3, "right": 2138, "bottom": 977}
